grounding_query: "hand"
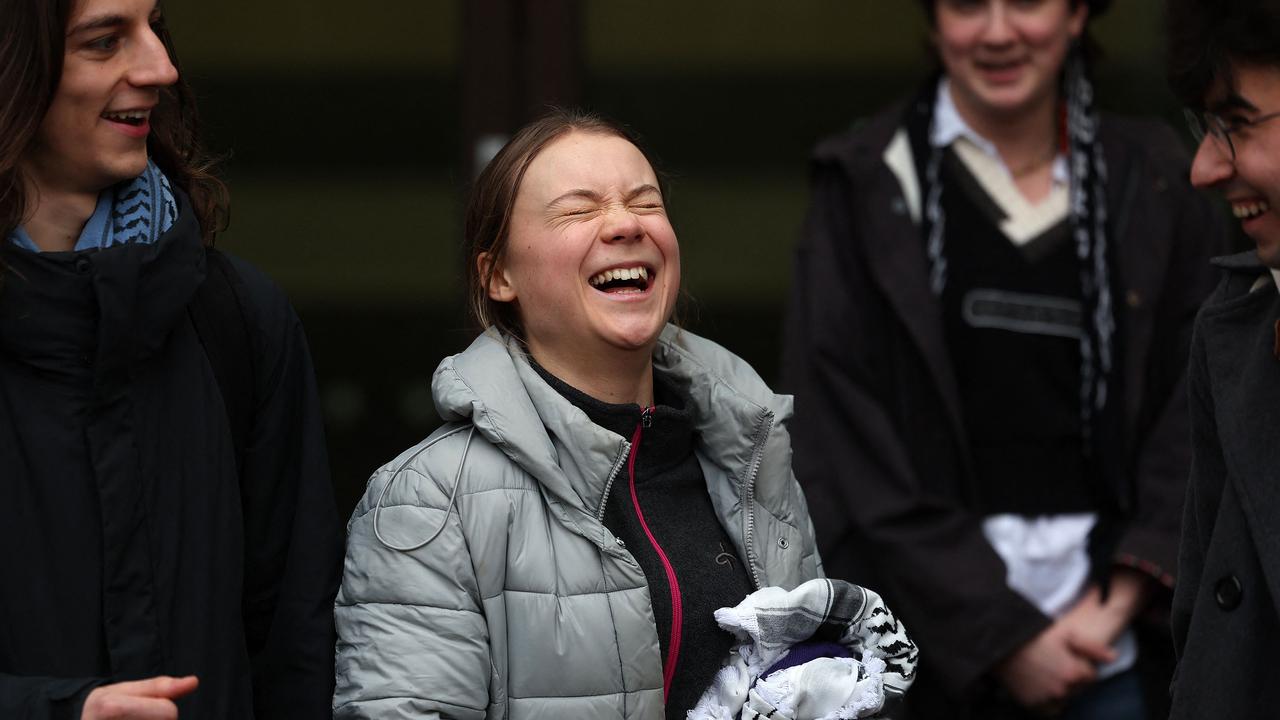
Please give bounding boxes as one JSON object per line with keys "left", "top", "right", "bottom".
{"left": 1056, "top": 568, "right": 1152, "bottom": 653}
{"left": 81, "top": 676, "right": 199, "bottom": 720}
{"left": 994, "top": 622, "right": 1112, "bottom": 710}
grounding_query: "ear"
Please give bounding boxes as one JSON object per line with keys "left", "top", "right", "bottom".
{"left": 478, "top": 251, "right": 517, "bottom": 303}
{"left": 1068, "top": 2, "right": 1089, "bottom": 38}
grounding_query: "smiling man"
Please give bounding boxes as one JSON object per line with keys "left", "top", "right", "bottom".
{"left": 0, "top": 0, "right": 341, "bottom": 718}
{"left": 1166, "top": 0, "right": 1280, "bottom": 716}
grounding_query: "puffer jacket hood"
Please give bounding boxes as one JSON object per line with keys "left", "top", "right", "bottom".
{"left": 431, "top": 325, "right": 806, "bottom": 586}
{"left": 335, "top": 325, "right": 820, "bottom": 719}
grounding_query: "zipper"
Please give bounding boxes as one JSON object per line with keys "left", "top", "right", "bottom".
{"left": 741, "top": 411, "right": 774, "bottom": 590}
{"left": 596, "top": 442, "right": 631, "bottom": 524}
{"left": 627, "top": 407, "right": 681, "bottom": 701}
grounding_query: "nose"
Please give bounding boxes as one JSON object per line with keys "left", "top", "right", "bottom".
{"left": 128, "top": 25, "right": 179, "bottom": 89}
{"left": 1189, "top": 135, "right": 1234, "bottom": 189}
{"left": 600, "top": 205, "right": 645, "bottom": 243}
{"left": 981, "top": 1, "right": 1016, "bottom": 44}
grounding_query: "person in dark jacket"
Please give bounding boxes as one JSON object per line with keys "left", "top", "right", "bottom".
{"left": 0, "top": 0, "right": 343, "bottom": 718}
{"left": 782, "top": 1, "right": 1223, "bottom": 718}
{"left": 1166, "top": 0, "right": 1280, "bottom": 716}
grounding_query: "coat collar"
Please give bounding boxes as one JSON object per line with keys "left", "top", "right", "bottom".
{"left": 826, "top": 109, "right": 972, "bottom": 459}
{"left": 1211, "top": 249, "right": 1269, "bottom": 273}
{"left": 431, "top": 325, "right": 795, "bottom": 556}
{"left": 0, "top": 192, "right": 204, "bottom": 383}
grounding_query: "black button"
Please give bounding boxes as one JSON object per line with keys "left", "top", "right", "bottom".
{"left": 74, "top": 256, "right": 92, "bottom": 274}
{"left": 1215, "top": 575, "right": 1242, "bottom": 611}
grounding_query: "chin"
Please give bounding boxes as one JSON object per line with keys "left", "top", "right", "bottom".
{"left": 101, "top": 154, "right": 151, "bottom": 186}
{"left": 603, "top": 324, "right": 665, "bottom": 353}
{"left": 1255, "top": 239, "right": 1280, "bottom": 270}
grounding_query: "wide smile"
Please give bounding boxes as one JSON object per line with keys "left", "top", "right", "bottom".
{"left": 101, "top": 108, "right": 152, "bottom": 138}
{"left": 587, "top": 264, "right": 655, "bottom": 296}
{"left": 1230, "top": 197, "right": 1271, "bottom": 221}
{"left": 974, "top": 57, "right": 1028, "bottom": 84}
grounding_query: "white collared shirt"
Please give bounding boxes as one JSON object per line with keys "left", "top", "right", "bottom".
{"left": 932, "top": 78, "right": 1069, "bottom": 187}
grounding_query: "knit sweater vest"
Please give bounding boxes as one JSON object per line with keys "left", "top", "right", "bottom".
{"left": 936, "top": 149, "right": 1100, "bottom": 515}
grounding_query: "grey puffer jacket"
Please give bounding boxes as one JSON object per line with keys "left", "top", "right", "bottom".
{"left": 334, "top": 325, "right": 822, "bottom": 719}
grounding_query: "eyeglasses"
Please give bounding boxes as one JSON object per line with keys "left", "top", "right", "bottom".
{"left": 1184, "top": 107, "right": 1280, "bottom": 161}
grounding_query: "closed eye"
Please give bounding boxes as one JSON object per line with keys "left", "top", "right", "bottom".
{"left": 1223, "top": 115, "right": 1251, "bottom": 132}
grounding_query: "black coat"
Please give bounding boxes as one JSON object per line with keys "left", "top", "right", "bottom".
{"left": 0, "top": 198, "right": 343, "bottom": 719}
{"left": 782, "top": 104, "right": 1222, "bottom": 717}
{"left": 1171, "top": 252, "right": 1280, "bottom": 718}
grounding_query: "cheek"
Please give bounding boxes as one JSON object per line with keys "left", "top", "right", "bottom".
{"left": 934, "top": 18, "right": 980, "bottom": 57}
{"left": 1021, "top": 12, "right": 1077, "bottom": 50}
{"left": 1240, "top": 157, "right": 1280, "bottom": 196}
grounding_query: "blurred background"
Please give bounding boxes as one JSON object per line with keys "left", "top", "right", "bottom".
{"left": 166, "top": 0, "right": 1192, "bottom": 516}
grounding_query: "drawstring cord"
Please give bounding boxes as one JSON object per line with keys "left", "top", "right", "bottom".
{"left": 373, "top": 424, "right": 476, "bottom": 552}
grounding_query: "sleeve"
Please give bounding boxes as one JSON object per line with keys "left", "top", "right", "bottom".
{"left": 333, "top": 461, "right": 492, "bottom": 719}
{"left": 1114, "top": 159, "right": 1226, "bottom": 590}
{"left": 779, "top": 157, "right": 1049, "bottom": 697}
{"left": 231, "top": 259, "right": 345, "bottom": 719}
{"left": 1170, "top": 316, "right": 1224, "bottom": 666}
{"left": 0, "top": 675, "right": 102, "bottom": 720}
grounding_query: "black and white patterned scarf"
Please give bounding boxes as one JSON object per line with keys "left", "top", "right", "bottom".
{"left": 907, "top": 46, "right": 1115, "bottom": 456}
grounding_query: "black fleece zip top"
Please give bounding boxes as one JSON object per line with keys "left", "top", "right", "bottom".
{"left": 532, "top": 363, "right": 754, "bottom": 719}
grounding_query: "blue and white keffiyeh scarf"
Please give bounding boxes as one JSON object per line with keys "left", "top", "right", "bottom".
{"left": 9, "top": 160, "right": 177, "bottom": 253}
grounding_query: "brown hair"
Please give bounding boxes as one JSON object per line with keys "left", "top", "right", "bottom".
{"left": 915, "top": 0, "right": 1100, "bottom": 23}
{"left": 463, "top": 107, "right": 664, "bottom": 339}
{"left": 0, "top": 0, "right": 227, "bottom": 252}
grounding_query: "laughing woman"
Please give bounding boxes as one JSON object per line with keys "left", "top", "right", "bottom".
{"left": 333, "top": 111, "right": 828, "bottom": 719}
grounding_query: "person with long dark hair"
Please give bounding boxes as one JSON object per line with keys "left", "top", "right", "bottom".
{"left": 783, "top": 1, "right": 1223, "bottom": 717}
{"left": 0, "top": 0, "right": 342, "bottom": 717}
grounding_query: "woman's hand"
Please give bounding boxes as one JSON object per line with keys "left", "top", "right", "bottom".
{"left": 1055, "top": 567, "right": 1151, "bottom": 653}
{"left": 81, "top": 676, "right": 198, "bottom": 720}
{"left": 993, "top": 621, "right": 1112, "bottom": 710}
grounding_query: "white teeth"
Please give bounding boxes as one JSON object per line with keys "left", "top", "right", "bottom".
{"left": 102, "top": 110, "right": 148, "bottom": 121}
{"left": 588, "top": 266, "right": 651, "bottom": 287}
{"left": 1233, "top": 200, "right": 1271, "bottom": 219}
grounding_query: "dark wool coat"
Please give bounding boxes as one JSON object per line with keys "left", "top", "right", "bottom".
{"left": 0, "top": 197, "right": 343, "bottom": 719}
{"left": 782, "top": 103, "right": 1223, "bottom": 718}
{"left": 1171, "top": 252, "right": 1280, "bottom": 719}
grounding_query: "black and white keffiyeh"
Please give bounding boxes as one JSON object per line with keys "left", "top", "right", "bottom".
{"left": 688, "top": 579, "right": 917, "bottom": 720}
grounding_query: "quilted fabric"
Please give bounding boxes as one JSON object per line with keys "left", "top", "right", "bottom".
{"left": 334, "top": 326, "right": 823, "bottom": 719}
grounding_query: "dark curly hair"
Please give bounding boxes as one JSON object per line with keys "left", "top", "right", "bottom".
{"left": 1166, "top": 0, "right": 1280, "bottom": 109}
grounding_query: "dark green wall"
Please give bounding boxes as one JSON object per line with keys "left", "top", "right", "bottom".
{"left": 165, "top": 1, "right": 1188, "bottom": 512}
